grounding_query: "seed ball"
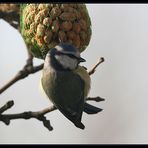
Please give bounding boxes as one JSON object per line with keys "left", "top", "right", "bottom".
{"left": 36, "top": 24, "right": 45, "bottom": 37}
{"left": 79, "top": 31, "right": 86, "bottom": 41}
{"left": 67, "top": 31, "right": 76, "bottom": 40}
{"left": 51, "top": 20, "right": 60, "bottom": 32}
{"left": 50, "top": 7, "right": 61, "bottom": 19}
{"left": 58, "top": 31, "right": 67, "bottom": 42}
{"left": 61, "top": 21, "right": 72, "bottom": 32}
{"left": 44, "top": 31, "right": 53, "bottom": 43}
{"left": 79, "top": 19, "right": 87, "bottom": 31}
{"left": 43, "top": 17, "right": 52, "bottom": 27}
{"left": 59, "top": 12, "right": 76, "bottom": 21}
{"left": 73, "top": 22, "right": 81, "bottom": 34}
{"left": 21, "top": 4, "right": 92, "bottom": 59}
{"left": 73, "top": 35, "right": 80, "bottom": 48}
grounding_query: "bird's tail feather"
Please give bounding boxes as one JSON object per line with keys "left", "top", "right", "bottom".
{"left": 74, "top": 121, "right": 85, "bottom": 129}
{"left": 84, "top": 103, "right": 103, "bottom": 114}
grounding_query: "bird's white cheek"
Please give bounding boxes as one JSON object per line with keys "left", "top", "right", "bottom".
{"left": 55, "top": 55, "right": 78, "bottom": 70}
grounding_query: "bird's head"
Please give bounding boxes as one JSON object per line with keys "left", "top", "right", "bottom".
{"left": 45, "top": 43, "right": 86, "bottom": 70}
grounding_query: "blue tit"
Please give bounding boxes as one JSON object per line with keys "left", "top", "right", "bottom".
{"left": 40, "top": 42, "right": 101, "bottom": 129}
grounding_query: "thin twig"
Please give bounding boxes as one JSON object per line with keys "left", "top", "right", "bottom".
{"left": 0, "top": 62, "right": 43, "bottom": 94}
{"left": 0, "top": 3, "right": 105, "bottom": 95}
{"left": 0, "top": 97, "right": 102, "bottom": 130}
{"left": 0, "top": 100, "right": 14, "bottom": 114}
{"left": 0, "top": 57, "right": 104, "bottom": 94}
{"left": 0, "top": 57, "right": 105, "bottom": 130}
{"left": 0, "top": 3, "right": 106, "bottom": 131}
{"left": 87, "top": 96, "right": 105, "bottom": 102}
{"left": 0, "top": 100, "right": 55, "bottom": 131}
{"left": 88, "top": 57, "right": 104, "bottom": 75}
{"left": 0, "top": 3, "right": 45, "bottom": 94}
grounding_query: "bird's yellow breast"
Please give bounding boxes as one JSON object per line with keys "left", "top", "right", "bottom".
{"left": 73, "top": 66, "right": 91, "bottom": 98}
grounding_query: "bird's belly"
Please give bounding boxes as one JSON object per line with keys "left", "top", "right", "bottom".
{"left": 41, "top": 71, "right": 59, "bottom": 103}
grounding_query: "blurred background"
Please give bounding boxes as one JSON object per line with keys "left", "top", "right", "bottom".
{"left": 0, "top": 4, "right": 148, "bottom": 144}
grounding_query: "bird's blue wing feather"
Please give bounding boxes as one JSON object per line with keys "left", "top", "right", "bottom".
{"left": 41, "top": 70, "right": 85, "bottom": 129}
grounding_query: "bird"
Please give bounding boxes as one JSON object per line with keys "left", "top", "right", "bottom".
{"left": 40, "top": 42, "right": 102, "bottom": 129}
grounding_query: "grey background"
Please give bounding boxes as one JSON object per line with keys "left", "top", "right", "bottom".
{"left": 0, "top": 4, "right": 148, "bottom": 144}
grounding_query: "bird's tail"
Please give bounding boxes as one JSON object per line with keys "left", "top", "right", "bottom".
{"left": 73, "top": 103, "right": 103, "bottom": 129}
{"left": 84, "top": 103, "right": 103, "bottom": 114}
{"left": 74, "top": 121, "right": 85, "bottom": 129}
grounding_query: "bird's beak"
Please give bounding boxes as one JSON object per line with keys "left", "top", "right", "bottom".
{"left": 79, "top": 57, "right": 86, "bottom": 63}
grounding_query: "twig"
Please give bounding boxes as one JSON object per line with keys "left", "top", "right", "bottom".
{"left": 0, "top": 3, "right": 105, "bottom": 95}
{"left": 0, "top": 100, "right": 14, "bottom": 114}
{"left": 0, "top": 58, "right": 105, "bottom": 130}
{"left": 0, "top": 60, "right": 44, "bottom": 94}
{"left": 0, "top": 56, "right": 105, "bottom": 130}
{"left": 0, "top": 97, "right": 103, "bottom": 130}
{"left": 0, "top": 4, "right": 20, "bottom": 30}
{"left": 88, "top": 57, "right": 104, "bottom": 75}
{"left": 0, "top": 100, "right": 55, "bottom": 131}
{"left": 0, "top": 3, "right": 106, "bottom": 131}
{"left": 0, "top": 57, "right": 104, "bottom": 94}
{"left": 87, "top": 96, "right": 105, "bottom": 102}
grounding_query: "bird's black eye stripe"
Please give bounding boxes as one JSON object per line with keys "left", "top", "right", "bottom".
{"left": 67, "top": 54, "right": 78, "bottom": 59}
{"left": 56, "top": 51, "right": 78, "bottom": 59}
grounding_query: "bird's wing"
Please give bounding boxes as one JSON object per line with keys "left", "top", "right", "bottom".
{"left": 56, "top": 71, "right": 85, "bottom": 129}
{"left": 73, "top": 66, "right": 91, "bottom": 98}
{"left": 41, "top": 70, "right": 85, "bottom": 129}
{"left": 39, "top": 72, "right": 49, "bottom": 99}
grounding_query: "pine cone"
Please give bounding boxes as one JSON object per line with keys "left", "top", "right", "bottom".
{"left": 20, "top": 4, "right": 92, "bottom": 59}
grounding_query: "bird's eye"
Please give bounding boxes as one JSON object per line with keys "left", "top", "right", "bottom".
{"left": 67, "top": 54, "right": 77, "bottom": 59}
{"left": 56, "top": 51, "right": 63, "bottom": 55}
{"left": 56, "top": 51, "right": 78, "bottom": 59}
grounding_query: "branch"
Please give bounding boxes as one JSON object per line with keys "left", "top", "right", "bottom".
{"left": 0, "top": 4, "right": 106, "bottom": 131}
{"left": 0, "top": 4, "right": 44, "bottom": 94}
{"left": 88, "top": 57, "right": 104, "bottom": 75}
{"left": 0, "top": 56, "right": 105, "bottom": 129}
{"left": 0, "top": 56, "right": 44, "bottom": 94}
{"left": 87, "top": 96, "right": 105, "bottom": 102}
{"left": 0, "top": 96, "right": 104, "bottom": 131}
{"left": 0, "top": 3, "right": 105, "bottom": 94}
{"left": 0, "top": 100, "right": 55, "bottom": 131}
{"left": 0, "top": 56, "right": 104, "bottom": 94}
{"left": 0, "top": 59, "right": 105, "bottom": 130}
{"left": 0, "top": 100, "right": 14, "bottom": 114}
{"left": 0, "top": 4, "right": 20, "bottom": 30}
{"left": 0, "top": 4, "right": 45, "bottom": 94}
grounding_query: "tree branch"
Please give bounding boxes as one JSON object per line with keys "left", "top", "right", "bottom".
{"left": 0, "top": 58, "right": 44, "bottom": 94}
{"left": 0, "top": 57, "right": 104, "bottom": 94}
{"left": 0, "top": 100, "right": 14, "bottom": 114}
{"left": 0, "top": 58, "right": 105, "bottom": 130}
{"left": 87, "top": 96, "right": 105, "bottom": 102}
{"left": 0, "top": 4, "right": 20, "bottom": 30}
{"left": 0, "top": 3, "right": 106, "bottom": 131}
{"left": 88, "top": 57, "right": 104, "bottom": 75}
{"left": 0, "top": 96, "right": 104, "bottom": 131}
{"left": 0, "top": 4, "right": 105, "bottom": 96}
{"left": 0, "top": 3, "right": 105, "bottom": 94}
{"left": 0, "top": 100, "right": 54, "bottom": 131}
